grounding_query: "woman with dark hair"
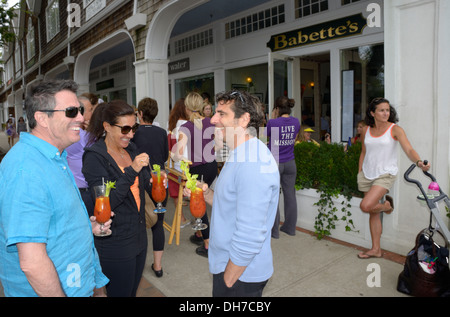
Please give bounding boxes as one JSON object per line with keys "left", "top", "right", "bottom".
{"left": 168, "top": 98, "right": 191, "bottom": 226}
{"left": 132, "top": 97, "right": 169, "bottom": 278}
{"left": 357, "top": 97, "right": 430, "bottom": 259}
{"left": 82, "top": 100, "right": 153, "bottom": 296}
{"left": 266, "top": 96, "right": 300, "bottom": 237}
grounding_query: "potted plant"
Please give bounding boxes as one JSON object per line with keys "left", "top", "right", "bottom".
{"left": 294, "top": 141, "right": 363, "bottom": 239}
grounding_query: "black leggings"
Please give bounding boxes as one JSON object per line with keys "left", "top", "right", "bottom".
{"left": 149, "top": 190, "right": 168, "bottom": 251}
{"left": 151, "top": 213, "right": 165, "bottom": 251}
{"left": 190, "top": 161, "right": 217, "bottom": 240}
{"left": 100, "top": 248, "right": 147, "bottom": 297}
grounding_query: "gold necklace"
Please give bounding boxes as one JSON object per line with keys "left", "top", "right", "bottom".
{"left": 108, "top": 147, "right": 126, "bottom": 159}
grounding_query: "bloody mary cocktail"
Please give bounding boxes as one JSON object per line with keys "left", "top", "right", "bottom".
{"left": 190, "top": 187, "right": 207, "bottom": 230}
{"left": 190, "top": 188, "right": 206, "bottom": 218}
{"left": 152, "top": 171, "right": 166, "bottom": 213}
{"left": 94, "top": 196, "right": 111, "bottom": 224}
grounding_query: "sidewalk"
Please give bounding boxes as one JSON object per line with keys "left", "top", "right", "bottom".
{"left": 139, "top": 202, "right": 408, "bottom": 297}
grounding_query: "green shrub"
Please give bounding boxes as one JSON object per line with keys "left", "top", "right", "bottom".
{"left": 294, "top": 141, "right": 363, "bottom": 239}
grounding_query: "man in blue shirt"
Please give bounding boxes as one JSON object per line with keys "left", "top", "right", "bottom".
{"left": 199, "top": 90, "right": 280, "bottom": 297}
{"left": 0, "top": 80, "right": 109, "bottom": 297}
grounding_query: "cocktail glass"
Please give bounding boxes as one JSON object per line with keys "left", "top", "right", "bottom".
{"left": 152, "top": 171, "right": 166, "bottom": 213}
{"left": 93, "top": 185, "right": 112, "bottom": 237}
{"left": 190, "top": 187, "right": 207, "bottom": 230}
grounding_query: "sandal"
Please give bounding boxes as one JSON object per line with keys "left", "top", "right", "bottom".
{"left": 357, "top": 252, "right": 382, "bottom": 259}
{"left": 385, "top": 195, "right": 394, "bottom": 214}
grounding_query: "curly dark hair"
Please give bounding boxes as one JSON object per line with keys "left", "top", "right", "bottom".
{"left": 365, "top": 97, "right": 399, "bottom": 127}
{"left": 215, "top": 90, "right": 264, "bottom": 136}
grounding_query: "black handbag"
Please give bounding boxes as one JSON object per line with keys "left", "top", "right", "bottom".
{"left": 397, "top": 229, "right": 450, "bottom": 297}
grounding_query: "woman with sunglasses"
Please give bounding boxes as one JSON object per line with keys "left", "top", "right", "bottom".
{"left": 82, "top": 100, "right": 154, "bottom": 297}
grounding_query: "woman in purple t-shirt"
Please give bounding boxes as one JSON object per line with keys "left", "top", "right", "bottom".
{"left": 266, "top": 96, "right": 300, "bottom": 237}
{"left": 175, "top": 92, "right": 217, "bottom": 257}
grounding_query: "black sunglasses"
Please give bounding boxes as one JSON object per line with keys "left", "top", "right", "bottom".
{"left": 40, "top": 105, "right": 84, "bottom": 118}
{"left": 112, "top": 123, "right": 139, "bottom": 134}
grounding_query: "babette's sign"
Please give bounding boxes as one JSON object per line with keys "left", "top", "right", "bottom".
{"left": 267, "top": 14, "right": 367, "bottom": 52}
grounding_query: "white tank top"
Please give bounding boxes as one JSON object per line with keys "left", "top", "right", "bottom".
{"left": 362, "top": 123, "right": 398, "bottom": 180}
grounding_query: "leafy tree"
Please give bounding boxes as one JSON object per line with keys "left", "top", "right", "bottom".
{"left": 1, "top": 0, "right": 19, "bottom": 85}
{"left": 0, "top": 0, "right": 19, "bottom": 48}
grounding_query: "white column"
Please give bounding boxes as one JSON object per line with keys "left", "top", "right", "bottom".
{"left": 134, "top": 58, "right": 170, "bottom": 130}
{"left": 14, "top": 88, "right": 24, "bottom": 120}
{"left": 384, "top": 0, "right": 450, "bottom": 253}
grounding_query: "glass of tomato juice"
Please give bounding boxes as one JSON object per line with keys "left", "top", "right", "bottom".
{"left": 190, "top": 186, "right": 207, "bottom": 230}
{"left": 152, "top": 171, "right": 167, "bottom": 213}
{"left": 93, "top": 185, "right": 112, "bottom": 237}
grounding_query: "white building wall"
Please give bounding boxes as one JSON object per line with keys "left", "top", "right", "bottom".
{"left": 153, "top": 0, "right": 449, "bottom": 254}
{"left": 384, "top": 0, "right": 450, "bottom": 254}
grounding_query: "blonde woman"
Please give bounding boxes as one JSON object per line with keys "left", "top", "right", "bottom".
{"left": 352, "top": 120, "right": 367, "bottom": 144}
{"left": 201, "top": 92, "right": 213, "bottom": 117}
{"left": 295, "top": 126, "right": 320, "bottom": 146}
{"left": 174, "top": 92, "right": 217, "bottom": 257}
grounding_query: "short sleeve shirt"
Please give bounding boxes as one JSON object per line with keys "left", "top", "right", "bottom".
{"left": 0, "top": 133, "right": 108, "bottom": 297}
{"left": 266, "top": 116, "right": 301, "bottom": 163}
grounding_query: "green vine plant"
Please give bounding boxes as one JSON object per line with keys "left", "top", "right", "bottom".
{"left": 294, "top": 141, "right": 362, "bottom": 240}
{"left": 314, "top": 185, "right": 356, "bottom": 240}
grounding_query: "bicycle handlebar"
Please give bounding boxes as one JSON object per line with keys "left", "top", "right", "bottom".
{"left": 404, "top": 160, "right": 446, "bottom": 207}
{"left": 404, "top": 161, "right": 429, "bottom": 198}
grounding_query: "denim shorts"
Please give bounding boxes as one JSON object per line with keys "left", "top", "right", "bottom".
{"left": 357, "top": 171, "right": 397, "bottom": 193}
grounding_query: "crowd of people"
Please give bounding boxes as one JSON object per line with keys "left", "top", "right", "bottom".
{"left": 0, "top": 79, "right": 430, "bottom": 297}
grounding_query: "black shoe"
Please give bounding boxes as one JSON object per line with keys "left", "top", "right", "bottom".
{"left": 190, "top": 234, "right": 203, "bottom": 246}
{"left": 195, "top": 245, "right": 208, "bottom": 258}
{"left": 280, "top": 227, "right": 296, "bottom": 236}
{"left": 151, "top": 264, "right": 163, "bottom": 278}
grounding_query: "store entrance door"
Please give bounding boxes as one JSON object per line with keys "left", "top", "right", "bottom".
{"left": 268, "top": 52, "right": 301, "bottom": 118}
{"left": 299, "top": 53, "right": 330, "bottom": 142}
{"left": 269, "top": 52, "right": 330, "bottom": 142}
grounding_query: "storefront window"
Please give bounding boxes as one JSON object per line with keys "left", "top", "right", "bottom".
{"left": 174, "top": 73, "right": 214, "bottom": 105}
{"left": 226, "top": 64, "right": 269, "bottom": 118}
{"left": 342, "top": 0, "right": 360, "bottom": 5}
{"left": 342, "top": 0, "right": 361, "bottom": 5}
{"left": 295, "top": 0, "right": 328, "bottom": 19}
{"left": 341, "top": 44, "right": 384, "bottom": 141}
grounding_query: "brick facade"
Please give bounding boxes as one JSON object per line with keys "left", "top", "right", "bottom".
{"left": 1, "top": 0, "right": 167, "bottom": 102}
